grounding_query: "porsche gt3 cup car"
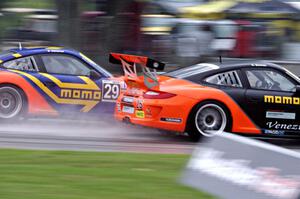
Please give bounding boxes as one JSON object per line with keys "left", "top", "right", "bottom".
{"left": 112, "top": 53, "right": 300, "bottom": 141}
{"left": 0, "top": 46, "right": 122, "bottom": 120}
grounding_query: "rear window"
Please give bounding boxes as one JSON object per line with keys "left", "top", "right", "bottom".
{"left": 205, "top": 70, "right": 242, "bottom": 88}
{"left": 165, "top": 63, "right": 219, "bottom": 79}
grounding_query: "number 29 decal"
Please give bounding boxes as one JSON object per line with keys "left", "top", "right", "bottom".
{"left": 102, "top": 80, "right": 121, "bottom": 102}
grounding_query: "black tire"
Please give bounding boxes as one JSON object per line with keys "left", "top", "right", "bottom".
{"left": 186, "top": 101, "right": 231, "bottom": 142}
{"left": 0, "top": 86, "right": 27, "bottom": 120}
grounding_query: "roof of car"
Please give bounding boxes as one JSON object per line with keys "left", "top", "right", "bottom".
{"left": 165, "top": 60, "right": 286, "bottom": 80}
{"left": 8, "top": 46, "right": 68, "bottom": 54}
{"left": 0, "top": 46, "right": 113, "bottom": 78}
{"left": 0, "top": 46, "right": 77, "bottom": 63}
{"left": 211, "top": 60, "right": 282, "bottom": 69}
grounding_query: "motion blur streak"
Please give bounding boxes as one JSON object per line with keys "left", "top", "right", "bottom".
{"left": 0, "top": 119, "right": 195, "bottom": 154}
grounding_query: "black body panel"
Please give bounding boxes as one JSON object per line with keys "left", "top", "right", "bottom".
{"left": 165, "top": 61, "right": 300, "bottom": 137}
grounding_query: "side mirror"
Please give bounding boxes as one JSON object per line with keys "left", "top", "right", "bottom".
{"left": 89, "top": 70, "right": 101, "bottom": 80}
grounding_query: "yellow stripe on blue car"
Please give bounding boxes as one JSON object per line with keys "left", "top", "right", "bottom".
{"left": 12, "top": 53, "right": 22, "bottom": 58}
{"left": 11, "top": 70, "right": 101, "bottom": 112}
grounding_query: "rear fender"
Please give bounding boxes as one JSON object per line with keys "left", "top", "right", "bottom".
{"left": 0, "top": 71, "right": 57, "bottom": 115}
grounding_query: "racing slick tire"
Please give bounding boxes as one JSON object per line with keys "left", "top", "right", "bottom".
{"left": 187, "top": 101, "right": 231, "bottom": 142}
{"left": 0, "top": 85, "right": 27, "bottom": 120}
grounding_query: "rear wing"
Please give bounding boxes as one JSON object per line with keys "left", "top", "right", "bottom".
{"left": 109, "top": 53, "right": 165, "bottom": 90}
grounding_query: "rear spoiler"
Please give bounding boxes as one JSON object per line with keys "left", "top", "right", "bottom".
{"left": 109, "top": 53, "right": 165, "bottom": 90}
{"left": 109, "top": 53, "right": 165, "bottom": 71}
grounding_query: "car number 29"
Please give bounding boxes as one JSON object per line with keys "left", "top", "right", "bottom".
{"left": 102, "top": 80, "right": 121, "bottom": 102}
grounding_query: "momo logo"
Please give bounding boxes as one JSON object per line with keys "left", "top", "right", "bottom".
{"left": 11, "top": 70, "right": 101, "bottom": 112}
{"left": 264, "top": 95, "right": 300, "bottom": 105}
{"left": 60, "top": 89, "right": 101, "bottom": 100}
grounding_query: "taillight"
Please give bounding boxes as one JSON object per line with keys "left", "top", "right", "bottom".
{"left": 143, "top": 91, "right": 176, "bottom": 99}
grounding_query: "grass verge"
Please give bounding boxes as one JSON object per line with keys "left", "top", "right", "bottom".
{"left": 0, "top": 149, "right": 213, "bottom": 199}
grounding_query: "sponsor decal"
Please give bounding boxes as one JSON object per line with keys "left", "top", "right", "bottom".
{"left": 160, "top": 118, "right": 182, "bottom": 123}
{"left": 136, "top": 99, "right": 143, "bottom": 109}
{"left": 122, "top": 106, "right": 134, "bottom": 114}
{"left": 251, "top": 63, "right": 267, "bottom": 67}
{"left": 182, "top": 133, "right": 300, "bottom": 199}
{"left": 122, "top": 96, "right": 134, "bottom": 103}
{"left": 187, "top": 147, "right": 300, "bottom": 199}
{"left": 60, "top": 89, "right": 101, "bottom": 100}
{"left": 145, "top": 108, "right": 152, "bottom": 117}
{"left": 102, "top": 80, "right": 120, "bottom": 102}
{"left": 135, "top": 110, "right": 145, "bottom": 118}
{"left": 47, "top": 49, "right": 65, "bottom": 53}
{"left": 264, "top": 95, "right": 300, "bottom": 105}
{"left": 266, "top": 111, "right": 296, "bottom": 120}
{"left": 266, "top": 121, "right": 300, "bottom": 131}
{"left": 264, "top": 130, "right": 285, "bottom": 136}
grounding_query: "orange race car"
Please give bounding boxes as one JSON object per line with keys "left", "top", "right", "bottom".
{"left": 111, "top": 53, "right": 300, "bottom": 141}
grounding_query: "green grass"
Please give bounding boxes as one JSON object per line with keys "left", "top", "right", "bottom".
{"left": 0, "top": 149, "right": 213, "bottom": 199}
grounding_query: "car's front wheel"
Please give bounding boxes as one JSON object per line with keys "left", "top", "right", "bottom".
{"left": 187, "top": 102, "right": 230, "bottom": 141}
{"left": 0, "top": 86, "right": 26, "bottom": 120}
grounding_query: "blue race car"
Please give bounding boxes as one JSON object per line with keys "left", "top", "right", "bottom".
{"left": 0, "top": 46, "right": 122, "bottom": 119}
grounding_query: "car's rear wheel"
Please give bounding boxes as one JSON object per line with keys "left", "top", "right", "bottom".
{"left": 0, "top": 86, "right": 26, "bottom": 119}
{"left": 187, "top": 101, "right": 230, "bottom": 141}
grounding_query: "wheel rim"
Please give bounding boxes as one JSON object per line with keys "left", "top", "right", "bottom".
{"left": 195, "top": 104, "right": 227, "bottom": 137}
{"left": 0, "top": 87, "right": 23, "bottom": 119}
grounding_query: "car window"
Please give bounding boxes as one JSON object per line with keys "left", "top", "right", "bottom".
{"left": 205, "top": 70, "right": 243, "bottom": 88}
{"left": 40, "top": 55, "right": 91, "bottom": 76}
{"left": 2, "top": 56, "right": 37, "bottom": 72}
{"left": 245, "top": 69, "right": 296, "bottom": 92}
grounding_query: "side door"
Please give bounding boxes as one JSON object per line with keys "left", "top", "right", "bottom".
{"left": 36, "top": 53, "right": 118, "bottom": 114}
{"left": 242, "top": 67, "right": 299, "bottom": 136}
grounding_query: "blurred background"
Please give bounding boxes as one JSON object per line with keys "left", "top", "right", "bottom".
{"left": 1, "top": 0, "right": 300, "bottom": 71}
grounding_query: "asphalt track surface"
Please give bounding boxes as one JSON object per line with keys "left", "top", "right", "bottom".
{"left": 0, "top": 119, "right": 196, "bottom": 154}
{"left": 0, "top": 118, "right": 300, "bottom": 154}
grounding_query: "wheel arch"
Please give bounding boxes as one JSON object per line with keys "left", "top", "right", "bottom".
{"left": 0, "top": 71, "right": 57, "bottom": 115}
{"left": 0, "top": 83, "right": 28, "bottom": 103}
{"left": 185, "top": 99, "right": 233, "bottom": 133}
{"left": 0, "top": 83, "right": 28, "bottom": 118}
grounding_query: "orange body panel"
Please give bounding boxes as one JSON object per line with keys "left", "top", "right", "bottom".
{"left": 0, "top": 71, "right": 57, "bottom": 116}
{"left": 115, "top": 76, "right": 261, "bottom": 135}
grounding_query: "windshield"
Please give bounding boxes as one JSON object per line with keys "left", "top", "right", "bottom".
{"left": 80, "top": 53, "right": 112, "bottom": 77}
